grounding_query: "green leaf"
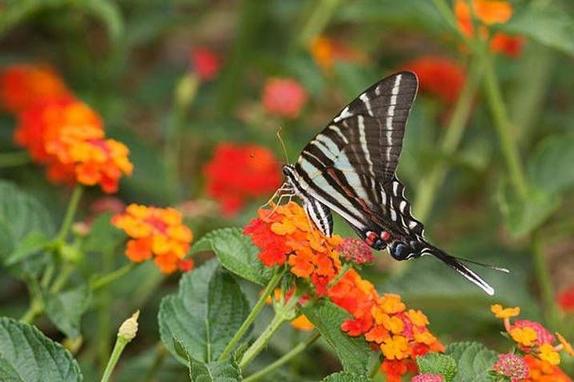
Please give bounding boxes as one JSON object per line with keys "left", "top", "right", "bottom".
{"left": 4, "top": 232, "right": 52, "bottom": 266}
{"left": 191, "top": 228, "right": 272, "bottom": 286}
{"left": 0, "top": 317, "right": 83, "bottom": 381}
{"left": 158, "top": 260, "right": 250, "bottom": 364}
{"left": 0, "top": 181, "right": 54, "bottom": 262}
{"left": 501, "top": 5, "right": 574, "bottom": 56}
{"left": 416, "top": 353, "right": 457, "bottom": 382}
{"left": 188, "top": 358, "right": 242, "bottom": 382}
{"left": 446, "top": 342, "right": 497, "bottom": 382}
{"left": 528, "top": 133, "right": 574, "bottom": 195}
{"left": 82, "top": 213, "right": 124, "bottom": 255}
{"left": 78, "top": 0, "right": 124, "bottom": 44}
{"left": 321, "top": 371, "right": 371, "bottom": 382}
{"left": 43, "top": 284, "right": 92, "bottom": 338}
{"left": 497, "top": 183, "right": 559, "bottom": 238}
{"left": 302, "top": 301, "right": 372, "bottom": 374}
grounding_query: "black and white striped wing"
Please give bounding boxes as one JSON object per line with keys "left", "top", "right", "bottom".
{"left": 294, "top": 71, "right": 422, "bottom": 236}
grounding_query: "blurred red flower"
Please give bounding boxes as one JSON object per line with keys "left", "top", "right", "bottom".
{"left": 454, "top": 0, "right": 524, "bottom": 57}
{"left": 190, "top": 47, "right": 221, "bottom": 81}
{"left": 402, "top": 56, "right": 466, "bottom": 104}
{"left": 0, "top": 64, "right": 72, "bottom": 113}
{"left": 557, "top": 286, "right": 574, "bottom": 312}
{"left": 204, "top": 143, "right": 282, "bottom": 215}
{"left": 262, "top": 77, "right": 308, "bottom": 119}
{"left": 15, "top": 99, "right": 132, "bottom": 193}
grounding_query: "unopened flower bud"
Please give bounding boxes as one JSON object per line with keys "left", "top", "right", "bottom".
{"left": 412, "top": 373, "right": 444, "bottom": 382}
{"left": 338, "top": 238, "right": 374, "bottom": 265}
{"left": 118, "top": 310, "right": 140, "bottom": 342}
{"left": 493, "top": 353, "right": 529, "bottom": 380}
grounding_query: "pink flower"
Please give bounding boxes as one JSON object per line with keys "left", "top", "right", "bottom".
{"left": 412, "top": 373, "right": 444, "bottom": 382}
{"left": 190, "top": 47, "right": 220, "bottom": 81}
{"left": 512, "top": 320, "right": 555, "bottom": 346}
{"left": 338, "top": 238, "right": 374, "bottom": 265}
{"left": 493, "top": 353, "right": 529, "bottom": 381}
{"left": 262, "top": 77, "right": 308, "bottom": 119}
{"left": 557, "top": 285, "right": 574, "bottom": 312}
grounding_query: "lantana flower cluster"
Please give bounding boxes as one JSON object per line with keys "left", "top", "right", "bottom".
{"left": 203, "top": 143, "right": 282, "bottom": 216}
{"left": 454, "top": 0, "right": 524, "bottom": 57}
{"left": 112, "top": 204, "right": 194, "bottom": 274}
{"left": 0, "top": 64, "right": 133, "bottom": 193}
{"left": 491, "top": 304, "right": 574, "bottom": 381}
{"left": 245, "top": 201, "right": 443, "bottom": 381}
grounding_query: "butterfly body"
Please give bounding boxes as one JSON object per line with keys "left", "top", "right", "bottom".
{"left": 281, "top": 71, "right": 505, "bottom": 295}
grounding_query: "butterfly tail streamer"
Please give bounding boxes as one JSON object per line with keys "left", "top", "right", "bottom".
{"left": 422, "top": 245, "right": 496, "bottom": 296}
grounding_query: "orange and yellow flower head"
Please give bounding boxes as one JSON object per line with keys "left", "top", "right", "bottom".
{"left": 0, "top": 64, "right": 72, "bottom": 113}
{"left": 112, "top": 204, "right": 194, "bottom": 274}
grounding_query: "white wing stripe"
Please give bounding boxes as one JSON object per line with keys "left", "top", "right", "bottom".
{"left": 357, "top": 115, "right": 375, "bottom": 178}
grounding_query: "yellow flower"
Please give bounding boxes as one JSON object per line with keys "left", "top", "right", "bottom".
{"left": 414, "top": 330, "right": 438, "bottom": 345}
{"left": 407, "top": 309, "right": 429, "bottom": 326}
{"left": 539, "top": 344, "right": 561, "bottom": 365}
{"left": 379, "top": 294, "right": 406, "bottom": 314}
{"left": 380, "top": 335, "right": 409, "bottom": 360}
{"left": 291, "top": 315, "right": 314, "bottom": 331}
{"left": 556, "top": 332, "right": 574, "bottom": 356}
{"left": 491, "top": 304, "right": 520, "bottom": 319}
{"left": 509, "top": 327, "right": 538, "bottom": 347}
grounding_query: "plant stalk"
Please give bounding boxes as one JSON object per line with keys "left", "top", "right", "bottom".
{"left": 100, "top": 336, "right": 130, "bottom": 382}
{"left": 219, "top": 268, "right": 286, "bottom": 361}
{"left": 56, "top": 185, "right": 84, "bottom": 243}
{"left": 0, "top": 151, "right": 31, "bottom": 168}
{"left": 91, "top": 263, "right": 136, "bottom": 291}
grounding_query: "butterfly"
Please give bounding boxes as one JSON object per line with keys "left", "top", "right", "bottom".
{"left": 280, "top": 71, "right": 507, "bottom": 295}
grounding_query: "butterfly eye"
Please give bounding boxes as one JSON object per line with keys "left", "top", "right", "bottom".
{"left": 282, "top": 166, "right": 291, "bottom": 177}
{"left": 390, "top": 241, "right": 411, "bottom": 261}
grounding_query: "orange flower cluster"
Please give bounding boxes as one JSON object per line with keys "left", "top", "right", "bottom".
{"left": 402, "top": 56, "right": 466, "bottom": 105}
{"left": 310, "top": 36, "right": 365, "bottom": 72}
{"left": 245, "top": 202, "right": 343, "bottom": 295}
{"left": 0, "top": 64, "right": 132, "bottom": 193}
{"left": 204, "top": 143, "right": 282, "bottom": 216}
{"left": 112, "top": 204, "right": 194, "bottom": 274}
{"left": 455, "top": 0, "right": 524, "bottom": 57}
{"left": 329, "top": 270, "right": 444, "bottom": 382}
{"left": 245, "top": 202, "right": 442, "bottom": 381}
{"left": 491, "top": 304, "right": 573, "bottom": 381}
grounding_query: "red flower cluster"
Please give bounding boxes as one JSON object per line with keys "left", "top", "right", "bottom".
{"left": 203, "top": 143, "right": 282, "bottom": 215}
{"left": 112, "top": 204, "right": 194, "bottom": 273}
{"left": 454, "top": 0, "right": 524, "bottom": 57}
{"left": 190, "top": 47, "right": 221, "bottom": 82}
{"left": 262, "top": 77, "right": 308, "bottom": 119}
{"left": 245, "top": 202, "right": 443, "bottom": 381}
{"left": 557, "top": 285, "right": 574, "bottom": 312}
{"left": 0, "top": 64, "right": 133, "bottom": 193}
{"left": 402, "top": 56, "right": 466, "bottom": 104}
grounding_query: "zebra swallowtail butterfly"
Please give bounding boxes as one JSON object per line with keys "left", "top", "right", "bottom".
{"left": 281, "top": 71, "right": 507, "bottom": 295}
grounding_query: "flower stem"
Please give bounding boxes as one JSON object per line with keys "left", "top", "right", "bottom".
{"left": 100, "top": 336, "right": 130, "bottom": 382}
{"left": 19, "top": 296, "right": 43, "bottom": 324}
{"left": 298, "top": 0, "right": 341, "bottom": 47}
{"left": 218, "top": 268, "right": 286, "bottom": 361}
{"left": 239, "top": 299, "right": 295, "bottom": 370}
{"left": 0, "top": 151, "right": 31, "bottom": 168}
{"left": 49, "top": 262, "right": 75, "bottom": 293}
{"left": 481, "top": 54, "right": 529, "bottom": 199}
{"left": 243, "top": 331, "right": 321, "bottom": 382}
{"left": 327, "top": 263, "right": 351, "bottom": 288}
{"left": 56, "top": 185, "right": 84, "bottom": 243}
{"left": 413, "top": 59, "right": 483, "bottom": 220}
{"left": 91, "top": 263, "right": 136, "bottom": 291}
{"left": 532, "top": 234, "right": 559, "bottom": 327}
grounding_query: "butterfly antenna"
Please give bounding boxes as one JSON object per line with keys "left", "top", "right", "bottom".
{"left": 276, "top": 127, "right": 290, "bottom": 163}
{"left": 421, "top": 245, "right": 498, "bottom": 296}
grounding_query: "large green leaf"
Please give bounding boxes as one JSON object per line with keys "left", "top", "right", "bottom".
{"left": 446, "top": 342, "right": 497, "bottom": 382}
{"left": 303, "top": 301, "right": 372, "bottom": 374}
{"left": 321, "top": 371, "right": 371, "bottom": 382}
{"left": 501, "top": 5, "right": 574, "bottom": 56}
{"left": 416, "top": 353, "right": 457, "bottom": 382}
{"left": 0, "top": 181, "right": 54, "bottom": 264}
{"left": 188, "top": 358, "right": 242, "bottom": 382}
{"left": 43, "top": 284, "right": 92, "bottom": 338}
{"left": 191, "top": 228, "right": 272, "bottom": 286}
{"left": 158, "top": 261, "right": 250, "bottom": 364}
{"left": 528, "top": 133, "right": 574, "bottom": 195}
{"left": 0, "top": 317, "right": 83, "bottom": 381}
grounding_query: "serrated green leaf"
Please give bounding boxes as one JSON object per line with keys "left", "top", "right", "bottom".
{"left": 501, "top": 5, "right": 574, "bottom": 56}
{"left": 158, "top": 260, "right": 250, "bottom": 364}
{"left": 191, "top": 228, "right": 272, "bottom": 286}
{"left": 497, "top": 183, "right": 559, "bottom": 238}
{"left": 302, "top": 301, "right": 372, "bottom": 374}
{"left": 0, "top": 181, "right": 54, "bottom": 266}
{"left": 416, "top": 353, "right": 457, "bottom": 382}
{"left": 446, "top": 342, "right": 497, "bottom": 382}
{"left": 43, "top": 284, "right": 92, "bottom": 338}
{"left": 321, "top": 371, "right": 371, "bottom": 382}
{"left": 0, "top": 317, "right": 83, "bottom": 381}
{"left": 188, "top": 357, "right": 242, "bottom": 382}
{"left": 528, "top": 133, "right": 574, "bottom": 195}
